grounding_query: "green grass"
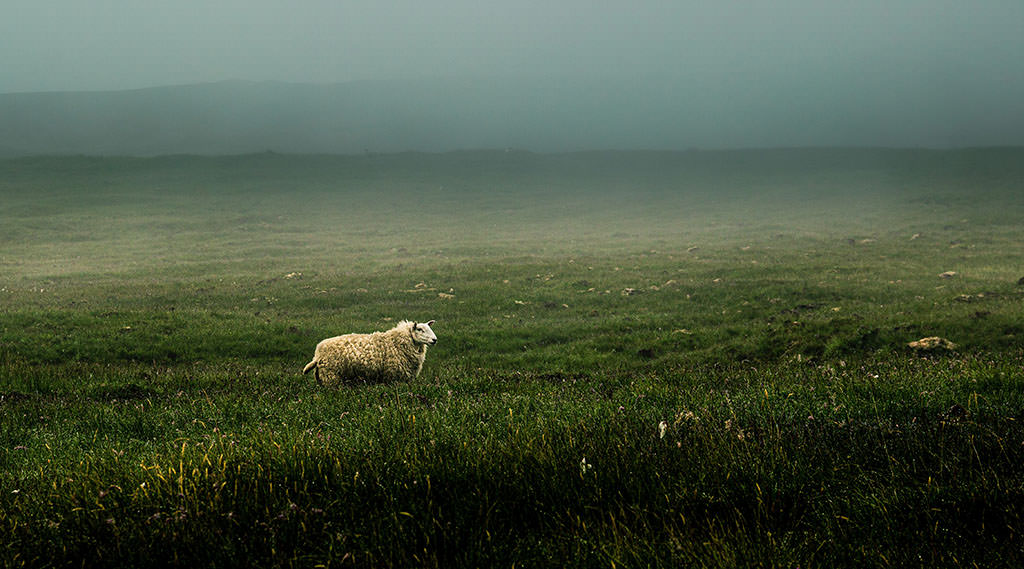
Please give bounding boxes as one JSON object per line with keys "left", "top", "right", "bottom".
{"left": 1, "top": 149, "right": 1023, "bottom": 567}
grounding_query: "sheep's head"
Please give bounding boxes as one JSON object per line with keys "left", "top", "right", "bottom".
{"left": 411, "top": 320, "right": 437, "bottom": 346}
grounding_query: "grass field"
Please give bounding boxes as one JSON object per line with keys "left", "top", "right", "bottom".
{"left": 2, "top": 148, "right": 1023, "bottom": 567}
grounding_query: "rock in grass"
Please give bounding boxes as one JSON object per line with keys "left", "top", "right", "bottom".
{"left": 1017, "top": 276, "right": 1024, "bottom": 286}
{"left": 908, "top": 337, "right": 957, "bottom": 351}
{"left": 938, "top": 271, "right": 957, "bottom": 279}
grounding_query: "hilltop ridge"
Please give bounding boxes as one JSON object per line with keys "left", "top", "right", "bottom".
{"left": 3, "top": 76, "right": 1022, "bottom": 157}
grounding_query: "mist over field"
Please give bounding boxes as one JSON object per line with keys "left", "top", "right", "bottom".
{"left": 2, "top": 72, "right": 1023, "bottom": 157}
{"left": 4, "top": 2, "right": 1024, "bottom": 568}
{"left": 3, "top": 1, "right": 1024, "bottom": 154}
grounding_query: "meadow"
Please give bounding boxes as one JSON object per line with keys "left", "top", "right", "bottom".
{"left": 1, "top": 148, "right": 1023, "bottom": 567}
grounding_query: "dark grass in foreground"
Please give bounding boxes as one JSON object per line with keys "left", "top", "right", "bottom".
{"left": 2, "top": 149, "right": 1024, "bottom": 567}
{"left": 3, "top": 357, "right": 1023, "bottom": 567}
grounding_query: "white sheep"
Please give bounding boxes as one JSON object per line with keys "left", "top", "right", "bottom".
{"left": 302, "top": 320, "right": 437, "bottom": 385}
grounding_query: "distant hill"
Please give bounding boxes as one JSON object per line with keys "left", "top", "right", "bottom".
{"left": 2, "top": 76, "right": 1022, "bottom": 156}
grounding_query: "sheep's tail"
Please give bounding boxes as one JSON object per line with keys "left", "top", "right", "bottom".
{"left": 302, "top": 359, "right": 317, "bottom": 374}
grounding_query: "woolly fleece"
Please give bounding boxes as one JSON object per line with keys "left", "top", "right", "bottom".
{"left": 303, "top": 320, "right": 435, "bottom": 385}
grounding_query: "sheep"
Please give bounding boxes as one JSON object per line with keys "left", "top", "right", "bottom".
{"left": 302, "top": 320, "right": 437, "bottom": 385}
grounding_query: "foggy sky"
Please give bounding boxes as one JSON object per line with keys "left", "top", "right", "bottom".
{"left": 3, "top": 1, "right": 1024, "bottom": 149}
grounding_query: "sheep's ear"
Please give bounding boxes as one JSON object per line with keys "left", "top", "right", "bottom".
{"left": 426, "top": 320, "right": 435, "bottom": 326}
